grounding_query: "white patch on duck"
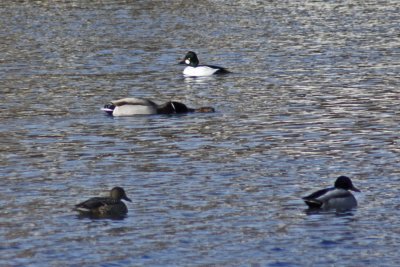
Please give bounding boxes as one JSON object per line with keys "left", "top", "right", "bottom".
{"left": 107, "top": 97, "right": 158, "bottom": 116}
{"left": 183, "top": 66, "right": 221, "bottom": 77}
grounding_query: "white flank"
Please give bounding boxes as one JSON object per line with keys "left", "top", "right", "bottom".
{"left": 112, "top": 105, "right": 157, "bottom": 116}
{"left": 183, "top": 66, "right": 219, "bottom": 77}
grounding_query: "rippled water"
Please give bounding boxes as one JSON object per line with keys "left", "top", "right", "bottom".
{"left": 1, "top": 0, "right": 400, "bottom": 266}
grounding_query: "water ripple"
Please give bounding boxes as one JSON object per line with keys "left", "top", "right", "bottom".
{"left": 1, "top": 0, "right": 400, "bottom": 266}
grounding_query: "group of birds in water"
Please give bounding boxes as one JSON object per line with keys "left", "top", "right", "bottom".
{"left": 101, "top": 51, "right": 224, "bottom": 117}
{"left": 75, "top": 51, "right": 361, "bottom": 218}
{"left": 75, "top": 176, "right": 360, "bottom": 218}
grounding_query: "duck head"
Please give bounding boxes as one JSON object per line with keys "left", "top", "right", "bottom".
{"left": 110, "top": 187, "right": 132, "bottom": 202}
{"left": 179, "top": 51, "right": 199, "bottom": 67}
{"left": 334, "top": 176, "right": 360, "bottom": 192}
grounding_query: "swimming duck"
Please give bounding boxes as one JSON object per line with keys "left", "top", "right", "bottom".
{"left": 179, "top": 51, "right": 230, "bottom": 77}
{"left": 302, "top": 176, "right": 360, "bottom": 210}
{"left": 101, "top": 97, "right": 215, "bottom": 116}
{"left": 75, "top": 187, "right": 132, "bottom": 217}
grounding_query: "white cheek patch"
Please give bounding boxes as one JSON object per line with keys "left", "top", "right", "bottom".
{"left": 185, "top": 59, "right": 190, "bottom": 64}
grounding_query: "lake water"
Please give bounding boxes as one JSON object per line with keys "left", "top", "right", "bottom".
{"left": 1, "top": 0, "right": 400, "bottom": 266}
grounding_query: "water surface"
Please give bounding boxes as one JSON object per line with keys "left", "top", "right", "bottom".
{"left": 1, "top": 0, "right": 400, "bottom": 266}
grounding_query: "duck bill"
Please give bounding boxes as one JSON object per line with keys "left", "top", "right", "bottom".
{"left": 178, "top": 60, "right": 186, "bottom": 65}
{"left": 351, "top": 186, "right": 361, "bottom": 192}
{"left": 123, "top": 196, "right": 132, "bottom": 202}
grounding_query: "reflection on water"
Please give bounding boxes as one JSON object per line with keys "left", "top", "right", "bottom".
{"left": 304, "top": 208, "right": 357, "bottom": 218}
{"left": 76, "top": 213, "right": 128, "bottom": 221}
{"left": 1, "top": 0, "right": 400, "bottom": 266}
{"left": 183, "top": 76, "right": 222, "bottom": 84}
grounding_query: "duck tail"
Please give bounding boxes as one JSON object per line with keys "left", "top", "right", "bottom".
{"left": 303, "top": 198, "right": 323, "bottom": 209}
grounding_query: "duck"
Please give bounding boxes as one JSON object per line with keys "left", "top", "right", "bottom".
{"left": 75, "top": 187, "right": 132, "bottom": 217}
{"left": 179, "top": 51, "right": 230, "bottom": 77}
{"left": 302, "top": 176, "right": 360, "bottom": 210}
{"left": 101, "top": 97, "right": 215, "bottom": 116}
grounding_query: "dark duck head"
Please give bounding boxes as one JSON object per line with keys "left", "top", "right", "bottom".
{"left": 179, "top": 51, "right": 200, "bottom": 67}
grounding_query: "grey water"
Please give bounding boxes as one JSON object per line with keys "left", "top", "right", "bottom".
{"left": 1, "top": 0, "right": 400, "bottom": 266}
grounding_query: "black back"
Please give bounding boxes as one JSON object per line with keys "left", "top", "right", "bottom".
{"left": 170, "top": 101, "right": 191, "bottom": 113}
{"left": 302, "top": 187, "right": 333, "bottom": 201}
{"left": 158, "top": 101, "right": 191, "bottom": 114}
{"left": 203, "top": 65, "right": 230, "bottom": 74}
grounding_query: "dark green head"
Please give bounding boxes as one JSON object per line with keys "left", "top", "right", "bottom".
{"left": 179, "top": 51, "right": 200, "bottom": 67}
{"left": 334, "top": 176, "right": 360, "bottom": 192}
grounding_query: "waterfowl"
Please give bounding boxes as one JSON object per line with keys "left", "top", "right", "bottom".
{"left": 302, "top": 176, "right": 360, "bottom": 210}
{"left": 101, "top": 97, "right": 215, "bottom": 116}
{"left": 75, "top": 187, "right": 132, "bottom": 217}
{"left": 179, "top": 51, "right": 230, "bottom": 77}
